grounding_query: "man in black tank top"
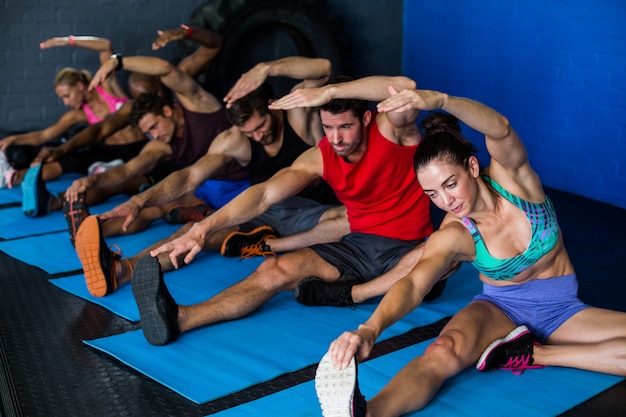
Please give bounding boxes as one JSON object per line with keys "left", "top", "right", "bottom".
{"left": 74, "top": 56, "right": 348, "bottom": 299}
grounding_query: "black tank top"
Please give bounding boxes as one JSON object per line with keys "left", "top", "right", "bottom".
{"left": 247, "top": 113, "right": 337, "bottom": 204}
{"left": 247, "top": 116, "right": 309, "bottom": 184}
{"left": 170, "top": 104, "right": 247, "bottom": 181}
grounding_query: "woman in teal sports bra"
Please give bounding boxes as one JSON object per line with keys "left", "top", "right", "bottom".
{"left": 314, "top": 88, "right": 626, "bottom": 417}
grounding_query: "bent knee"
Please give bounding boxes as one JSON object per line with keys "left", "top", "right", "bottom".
{"left": 253, "top": 256, "right": 296, "bottom": 291}
{"left": 424, "top": 330, "right": 475, "bottom": 372}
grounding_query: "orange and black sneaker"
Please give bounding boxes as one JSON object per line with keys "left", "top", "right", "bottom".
{"left": 220, "top": 225, "right": 278, "bottom": 258}
{"left": 162, "top": 202, "right": 212, "bottom": 224}
{"left": 63, "top": 192, "right": 90, "bottom": 247}
{"left": 75, "top": 215, "right": 131, "bottom": 297}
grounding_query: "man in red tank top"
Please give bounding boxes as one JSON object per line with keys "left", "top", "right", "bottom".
{"left": 131, "top": 75, "right": 454, "bottom": 346}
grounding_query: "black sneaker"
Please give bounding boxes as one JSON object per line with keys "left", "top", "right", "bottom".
{"left": 22, "top": 164, "right": 54, "bottom": 217}
{"left": 315, "top": 352, "right": 366, "bottom": 417}
{"left": 476, "top": 325, "right": 544, "bottom": 374}
{"left": 294, "top": 277, "right": 359, "bottom": 307}
{"left": 220, "top": 225, "right": 278, "bottom": 258}
{"left": 163, "top": 202, "right": 212, "bottom": 224}
{"left": 132, "top": 256, "right": 180, "bottom": 346}
{"left": 63, "top": 192, "right": 90, "bottom": 247}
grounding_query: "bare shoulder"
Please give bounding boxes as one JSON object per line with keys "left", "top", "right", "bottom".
{"left": 484, "top": 164, "right": 546, "bottom": 203}
{"left": 428, "top": 215, "right": 476, "bottom": 262}
{"left": 291, "top": 146, "right": 324, "bottom": 177}
{"left": 209, "top": 126, "right": 251, "bottom": 162}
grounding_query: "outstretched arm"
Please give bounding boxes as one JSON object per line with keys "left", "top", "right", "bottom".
{"left": 0, "top": 109, "right": 86, "bottom": 153}
{"left": 89, "top": 55, "right": 220, "bottom": 112}
{"left": 98, "top": 158, "right": 213, "bottom": 232}
{"left": 378, "top": 89, "right": 530, "bottom": 175}
{"left": 152, "top": 25, "right": 223, "bottom": 78}
{"left": 269, "top": 75, "right": 416, "bottom": 110}
{"left": 223, "top": 56, "right": 332, "bottom": 108}
{"left": 40, "top": 35, "right": 113, "bottom": 63}
{"left": 99, "top": 128, "right": 245, "bottom": 231}
{"left": 64, "top": 141, "right": 170, "bottom": 202}
{"left": 40, "top": 35, "right": 126, "bottom": 98}
{"left": 33, "top": 101, "right": 133, "bottom": 165}
{"left": 329, "top": 221, "right": 473, "bottom": 369}
{"left": 269, "top": 75, "right": 420, "bottom": 143}
{"left": 150, "top": 147, "right": 323, "bottom": 268}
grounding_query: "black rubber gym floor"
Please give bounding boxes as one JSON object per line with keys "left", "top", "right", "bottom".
{"left": 1, "top": 187, "right": 625, "bottom": 417}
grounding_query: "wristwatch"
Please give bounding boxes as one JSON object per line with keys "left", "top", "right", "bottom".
{"left": 110, "top": 53, "right": 123, "bottom": 71}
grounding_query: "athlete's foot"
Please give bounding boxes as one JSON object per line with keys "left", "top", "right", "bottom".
{"left": 315, "top": 352, "right": 366, "bottom": 417}
{"left": 132, "top": 256, "right": 180, "bottom": 346}
{"left": 220, "top": 225, "right": 279, "bottom": 258}
{"left": 22, "top": 164, "right": 56, "bottom": 217}
{"left": 75, "top": 216, "right": 133, "bottom": 297}
{"left": 63, "top": 192, "right": 90, "bottom": 247}
{"left": 162, "top": 202, "right": 212, "bottom": 224}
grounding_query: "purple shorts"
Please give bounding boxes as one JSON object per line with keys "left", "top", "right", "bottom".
{"left": 472, "top": 274, "right": 588, "bottom": 342}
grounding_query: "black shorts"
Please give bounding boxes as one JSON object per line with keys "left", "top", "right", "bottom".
{"left": 309, "top": 233, "right": 423, "bottom": 281}
{"left": 240, "top": 196, "right": 336, "bottom": 236}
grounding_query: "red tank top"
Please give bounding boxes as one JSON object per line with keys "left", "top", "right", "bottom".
{"left": 319, "top": 114, "right": 433, "bottom": 241}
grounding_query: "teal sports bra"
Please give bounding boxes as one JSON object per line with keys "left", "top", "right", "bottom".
{"left": 461, "top": 177, "right": 560, "bottom": 280}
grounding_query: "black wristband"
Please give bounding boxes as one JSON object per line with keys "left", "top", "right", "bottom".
{"left": 110, "top": 53, "right": 123, "bottom": 71}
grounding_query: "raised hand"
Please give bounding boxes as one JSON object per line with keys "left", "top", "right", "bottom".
{"left": 152, "top": 28, "right": 186, "bottom": 50}
{"left": 39, "top": 37, "right": 71, "bottom": 49}
{"left": 88, "top": 59, "right": 117, "bottom": 91}
{"left": 377, "top": 88, "right": 445, "bottom": 113}
{"left": 268, "top": 86, "right": 331, "bottom": 110}
{"left": 223, "top": 64, "right": 269, "bottom": 108}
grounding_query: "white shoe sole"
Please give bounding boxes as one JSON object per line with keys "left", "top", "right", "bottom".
{"left": 315, "top": 352, "right": 357, "bottom": 417}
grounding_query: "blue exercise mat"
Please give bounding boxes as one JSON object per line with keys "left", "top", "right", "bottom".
{"left": 209, "top": 339, "right": 624, "bottom": 417}
{"left": 51, "top": 271, "right": 140, "bottom": 322}
{"left": 0, "top": 193, "right": 128, "bottom": 239}
{"left": 0, "top": 172, "right": 81, "bottom": 205}
{"left": 0, "top": 218, "right": 181, "bottom": 274}
{"left": 84, "top": 263, "right": 483, "bottom": 404}
{"left": 52, "top": 252, "right": 266, "bottom": 322}
{"left": 0, "top": 186, "right": 22, "bottom": 205}
{"left": 0, "top": 206, "right": 71, "bottom": 238}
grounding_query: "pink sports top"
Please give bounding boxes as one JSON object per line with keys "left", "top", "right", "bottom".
{"left": 82, "top": 86, "right": 129, "bottom": 124}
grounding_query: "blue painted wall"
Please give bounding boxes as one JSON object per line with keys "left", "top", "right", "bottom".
{"left": 403, "top": 0, "right": 626, "bottom": 209}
